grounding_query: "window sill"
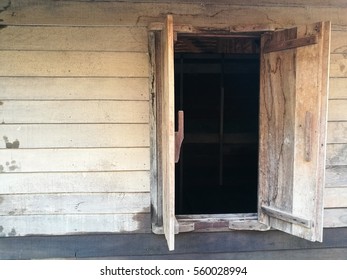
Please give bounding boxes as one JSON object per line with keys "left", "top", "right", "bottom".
{"left": 152, "top": 213, "right": 271, "bottom": 234}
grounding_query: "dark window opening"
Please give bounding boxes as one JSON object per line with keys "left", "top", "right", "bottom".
{"left": 174, "top": 35, "right": 260, "bottom": 215}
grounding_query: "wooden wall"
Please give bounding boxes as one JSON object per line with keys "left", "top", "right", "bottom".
{"left": 0, "top": 0, "right": 347, "bottom": 237}
{"left": 0, "top": 7, "right": 152, "bottom": 236}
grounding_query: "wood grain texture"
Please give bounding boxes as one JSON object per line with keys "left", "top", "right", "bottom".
{"left": 324, "top": 208, "right": 347, "bottom": 227}
{"left": 1, "top": 1, "right": 347, "bottom": 27}
{"left": 326, "top": 144, "right": 347, "bottom": 165}
{"left": 0, "top": 26, "right": 148, "bottom": 52}
{"left": 0, "top": 148, "right": 149, "bottom": 172}
{"left": 161, "top": 15, "right": 176, "bottom": 251}
{"left": 331, "top": 30, "right": 347, "bottom": 54}
{"left": 1, "top": 227, "right": 347, "bottom": 259}
{"left": 0, "top": 124, "right": 149, "bottom": 148}
{"left": 328, "top": 100, "right": 347, "bottom": 121}
{"left": 0, "top": 51, "right": 149, "bottom": 77}
{"left": 0, "top": 171, "right": 150, "bottom": 194}
{"left": 86, "top": 248, "right": 347, "bottom": 260}
{"left": 330, "top": 54, "right": 347, "bottom": 77}
{"left": 259, "top": 29, "right": 297, "bottom": 235}
{"left": 325, "top": 187, "right": 347, "bottom": 208}
{"left": 325, "top": 165, "right": 347, "bottom": 187}
{"left": 0, "top": 77, "right": 149, "bottom": 100}
{"left": 39, "top": 0, "right": 347, "bottom": 8}
{"left": 0, "top": 101, "right": 149, "bottom": 124}
{"left": 0, "top": 193, "right": 150, "bottom": 215}
{"left": 327, "top": 122, "right": 347, "bottom": 143}
{"left": 329, "top": 78, "right": 347, "bottom": 99}
{"left": 0, "top": 213, "right": 151, "bottom": 237}
{"left": 258, "top": 22, "right": 329, "bottom": 242}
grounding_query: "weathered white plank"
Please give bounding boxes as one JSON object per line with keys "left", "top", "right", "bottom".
{"left": 328, "top": 100, "right": 347, "bottom": 121}
{"left": 0, "top": 193, "right": 150, "bottom": 215}
{"left": 329, "top": 78, "right": 347, "bottom": 99}
{"left": 324, "top": 187, "right": 347, "bottom": 208}
{"left": 0, "top": 101, "right": 149, "bottom": 123}
{"left": 326, "top": 144, "right": 347, "bottom": 165}
{"left": 0, "top": 148, "right": 149, "bottom": 172}
{"left": 0, "top": 26, "right": 148, "bottom": 52}
{"left": 0, "top": 171, "right": 150, "bottom": 194}
{"left": 0, "top": 77, "right": 149, "bottom": 100}
{"left": 0, "top": 213, "right": 151, "bottom": 236}
{"left": 325, "top": 165, "right": 347, "bottom": 187}
{"left": 327, "top": 122, "right": 347, "bottom": 143}
{"left": 0, "top": 124, "right": 149, "bottom": 148}
{"left": 323, "top": 208, "right": 347, "bottom": 228}
{"left": 330, "top": 54, "right": 347, "bottom": 78}
{"left": 0, "top": 51, "right": 148, "bottom": 77}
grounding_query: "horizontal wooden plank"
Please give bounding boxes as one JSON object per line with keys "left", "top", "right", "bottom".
{"left": 325, "top": 165, "right": 347, "bottom": 187}
{"left": 89, "top": 248, "right": 347, "bottom": 260}
{"left": 0, "top": 213, "right": 151, "bottom": 237}
{"left": 3, "top": 227, "right": 347, "bottom": 259}
{"left": 0, "top": 124, "right": 149, "bottom": 148}
{"left": 0, "top": 77, "right": 149, "bottom": 100}
{"left": 0, "top": 193, "right": 150, "bottom": 216}
{"left": 330, "top": 54, "right": 347, "bottom": 78}
{"left": 0, "top": 26, "right": 148, "bottom": 52}
{"left": 0, "top": 171, "right": 150, "bottom": 194}
{"left": 0, "top": 51, "right": 148, "bottom": 77}
{"left": 323, "top": 208, "right": 347, "bottom": 228}
{"left": 326, "top": 144, "right": 347, "bottom": 165}
{"left": 328, "top": 100, "right": 347, "bottom": 121}
{"left": 324, "top": 187, "right": 347, "bottom": 208}
{"left": 28, "top": 0, "right": 347, "bottom": 8}
{"left": 331, "top": 31, "right": 347, "bottom": 54}
{"left": 0, "top": 148, "right": 149, "bottom": 172}
{"left": 329, "top": 78, "right": 347, "bottom": 99}
{"left": 327, "top": 122, "right": 347, "bottom": 143}
{"left": 0, "top": 101, "right": 149, "bottom": 123}
{"left": 1, "top": 1, "right": 347, "bottom": 27}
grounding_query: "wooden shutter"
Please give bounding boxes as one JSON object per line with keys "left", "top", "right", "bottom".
{"left": 161, "top": 14, "right": 175, "bottom": 250}
{"left": 258, "top": 22, "right": 330, "bottom": 242}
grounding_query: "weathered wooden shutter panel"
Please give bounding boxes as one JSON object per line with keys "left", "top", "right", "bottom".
{"left": 258, "top": 22, "right": 330, "bottom": 242}
{"left": 161, "top": 15, "right": 175, "bottom": 250}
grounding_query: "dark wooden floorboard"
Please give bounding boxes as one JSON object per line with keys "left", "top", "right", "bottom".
{"left": 82, "top": 248, "right": 347, "bottom": 260}
{"left": 1, "top": 228, "right": 347, "bottom": 259}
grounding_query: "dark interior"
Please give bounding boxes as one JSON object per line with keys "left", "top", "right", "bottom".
{"left": 174, "top": 35, "right": 260, "bottom": 215}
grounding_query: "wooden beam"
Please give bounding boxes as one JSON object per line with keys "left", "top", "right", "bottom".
{"left": 263, "top": 35, "right": 318, "bottom": 53}
{"left": 261, "top": 206, "right": 313, "bottom": 228}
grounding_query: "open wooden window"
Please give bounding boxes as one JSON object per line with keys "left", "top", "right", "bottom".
{"left": 153, "top": 15, "right": 330, "bottom": 250}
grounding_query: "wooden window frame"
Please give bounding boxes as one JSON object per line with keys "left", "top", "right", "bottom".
{"left": 149, "top": 16, "right": 331, "bottom": 250}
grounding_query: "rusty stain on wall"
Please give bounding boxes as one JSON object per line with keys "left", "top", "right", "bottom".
{"left": 0, "top": 101, "right": 3, "bottom": 105}
{"left": 3, "top": 136, "right": 20, "bottom": 149}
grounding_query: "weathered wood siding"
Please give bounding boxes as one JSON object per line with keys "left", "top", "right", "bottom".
{"left": 1, "top": 0, "right": 347, "bottom": 237}
{"left": 0, "top": 6, "right": 151, "bottom": 236}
